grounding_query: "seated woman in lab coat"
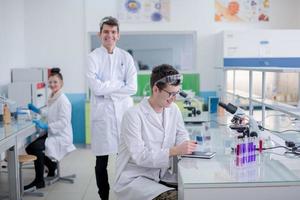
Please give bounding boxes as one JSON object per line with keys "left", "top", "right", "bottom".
{"left": 25, "top": 67, "right": 76, "bottom": 190}
{"left": 114, "top": 64, "right": 197, "bottom": 200}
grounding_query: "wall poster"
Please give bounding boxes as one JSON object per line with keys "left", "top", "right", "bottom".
{"left": 117, "top": 0, "right": 170, "bottom": 23}
{"left": 215, "top": 0, "right": 270, "bottom": 22}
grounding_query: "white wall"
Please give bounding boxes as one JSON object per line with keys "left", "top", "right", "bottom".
{"left": 24, "top": 0, "right": 85, "bottom": 93}
{"left": 298, "top": 1, "right": 300, "bottom": 28}
{"left": 0, "top": 0, "right": 24, "bottom": 94}
{"left": 1, "top": 0, "right": 300, "bottom": 94}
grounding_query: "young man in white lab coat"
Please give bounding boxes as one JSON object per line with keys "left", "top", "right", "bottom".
{"left": 114, "top": 64, "right": 197, "bottom": 200}
{"left": 86, "top": 16, "right": 137, "bottom": 200}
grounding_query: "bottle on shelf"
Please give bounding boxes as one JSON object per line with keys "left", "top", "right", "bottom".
{"left": 3, "top": 104, "right": 11, "bottom": 124}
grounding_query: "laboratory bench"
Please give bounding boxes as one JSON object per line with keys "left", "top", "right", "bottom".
{"left": 0, "top": 120, "right": 37, "bottom": 200}
{"left": 179, "top": 111, "right": 300, "bottom": 200}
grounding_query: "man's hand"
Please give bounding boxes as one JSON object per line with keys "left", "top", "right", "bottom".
{"left": 170, "top": 140, "right": 197, "bottom": 156}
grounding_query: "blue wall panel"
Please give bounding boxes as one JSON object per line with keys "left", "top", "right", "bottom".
{"left": 66, "top": 93, "right": 85, "bottom": 144}
{"left": 199, "top": 91, "right": 217, "bottom": 104}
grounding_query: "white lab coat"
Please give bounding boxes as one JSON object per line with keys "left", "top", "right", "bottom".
{"left": 42, "top": 93, "right": 76, "bottom": 161}
{"left": 86, "top": 46, "right": 137, "bottom": 155}
{"left": 114, "top": 98, "right": 189, "bottom": 200}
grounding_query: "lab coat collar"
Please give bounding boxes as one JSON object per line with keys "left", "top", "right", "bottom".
{"left": 100, "top": 45, "right": 118, "bottom": 54}
{"left": 48, "top": 89, "right": 63, "bottom": 106}
{"left": 140, "top": 97, "right": 159, "bottom": 115}
{"left": 140, "top": 98, "right": 167, "bottom": 131}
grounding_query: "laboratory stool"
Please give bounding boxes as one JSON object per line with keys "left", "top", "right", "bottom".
{"left": 47, "top": 159, "right": 76, "bottom": 185}
{"left": 19, "top": 155, "right": 44, "bottom": 197}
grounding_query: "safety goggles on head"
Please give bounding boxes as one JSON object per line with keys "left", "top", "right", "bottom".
{"left": 154, "top": 74, "right": 183, "bottom": 85}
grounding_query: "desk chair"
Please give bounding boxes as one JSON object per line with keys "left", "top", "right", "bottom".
{"left": 19, "top": 155, "right": 44, "bottom": 197}
{"left": 47, "top": 157, "right": 76, "bottom": 185}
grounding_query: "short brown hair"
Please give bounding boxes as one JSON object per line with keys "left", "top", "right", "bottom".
{"left": 99, "top": 16, "right": 119, "bottom": 33}
{"left": 150, "top": 64, "right": 180, "bottom": 90}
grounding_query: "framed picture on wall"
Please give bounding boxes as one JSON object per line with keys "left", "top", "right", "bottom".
{"left": 215, "top": 0, "right": 270, "bottom": 22}
{"left": 117, "top": 0, "right": 171, "bottom": 22}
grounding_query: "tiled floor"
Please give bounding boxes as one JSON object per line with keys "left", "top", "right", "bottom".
{"left": 0, "top": 146, "right": 117, "bottom": 200}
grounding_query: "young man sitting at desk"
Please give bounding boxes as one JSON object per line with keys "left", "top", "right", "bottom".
{"left": 114, "top": 64, "right": 197, "bottom": 200}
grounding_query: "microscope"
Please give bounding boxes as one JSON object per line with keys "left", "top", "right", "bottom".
{"left": 179, "top": 91, "right": 201, "bottom": 117}
{"left": 183, "top": 99, "right": 201, "bottom": 117}
{"left": 218, "top": 101, "right": 260, "bottom": 139}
